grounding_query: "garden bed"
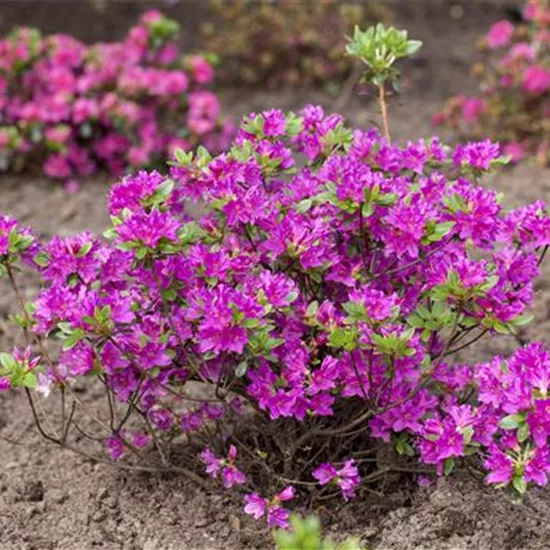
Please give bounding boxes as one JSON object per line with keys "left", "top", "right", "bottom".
{"left": 3, "top": 2, "right": 550, "bottom": 549}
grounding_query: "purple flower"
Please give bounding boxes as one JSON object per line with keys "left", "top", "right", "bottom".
{"left": 222, "top": 464, "right": 247, "bottom": 488}
{"left": 147, "top": 408, "right": 174, "bottom": 432}
{"left": 312, "top": 463, "right": 338, "bottom": 485}
{"left": 0, "top": 215, "right": 17, "bottom": 255}
{"left": 453, "top": 140, "right": 501, "bottom": 170}
{"left": 244, "top": 486, "right": 294, "bottom": 528}
{"left": 200, "top": 445, "right": 246, "bottom": 488}
{"left": 105, "top": 435, "right": 126, "bottom": 460}
{"left": 244, "top": 493, "right": 266, "bottom": 520}
{"left": 522, "top": 65, "right": 550, "bottom": 95}
{"left": 487, "top": 20, "right": 514, "bottom": 49}
{"left": 313, "top": 460, "right": 360, "bottom": 501}
{"left": 484, "top": 446, "right": 514, "bottom": 485}
{"left": 276, "top": 486, "right": 296, "bottom": 502}
{"left": 116, "top": 209, "right": 181, "bottom": 249}
{"left": 267, "top": 506, "right": 290, "bottom": 529}
{"left": 263, "top": 109, "right": 287, "bottom": 137}
{"left": 200, "top": 448, "right": 222, "bottom": 478}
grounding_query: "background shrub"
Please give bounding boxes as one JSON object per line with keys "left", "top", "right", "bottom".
{"left": 0, "top": 10, "right": 233, "bottom": 184}
{"left": 434, "top": 0, "right": 550, "bottom": 165}
{"left": 200, "top": 0, "right": 389, "bottom": 89}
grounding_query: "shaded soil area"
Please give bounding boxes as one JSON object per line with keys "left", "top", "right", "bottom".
{"left": 3, "top": 2, "right": 550, "bottom": 549}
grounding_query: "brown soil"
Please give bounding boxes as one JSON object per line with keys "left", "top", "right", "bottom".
{"left": 3, "top": 2, "right": 550, "bottom": 549}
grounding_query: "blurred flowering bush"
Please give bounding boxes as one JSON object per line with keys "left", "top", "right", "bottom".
{"left": 434, "top": 0, "right": 550, "bottom": 165}
{"left": 0, "top": 10, "right": 232, "bottom": 184}
{"left": 2, "top": 105, "right": 550, "bottom": 527}
{"left": 201, "top": 0, "right": 389, "bottom": 89}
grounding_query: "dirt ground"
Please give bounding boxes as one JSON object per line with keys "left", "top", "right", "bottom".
{"left": 4, "top": 2, "right": 550, "bottom": 549}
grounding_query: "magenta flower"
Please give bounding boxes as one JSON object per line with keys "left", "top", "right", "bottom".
{"left": 522, "top": 65, "right": 550, "bottom": 95}
{"left": 267, "top": 506, "right": 290, "bottom": 529}
{"left": 104, "top": 435, "right": 126, "bottom": 460}
{"left": 0, "top": 215, "right": 18, "bottom": 255}
{"left": 147, "top": 408, "right": 174, "bottom": 432}
{"left": 503, "top": 142, "right": 526, "bottom": 163}
{"left": 453, "top": 140, "right": 501, "bottom": 170}
{"left": 200, "top": 445, "right": 246, "bottom": 488}
{"left": 222, "top": 465, "right": 247, "bottom": 489}
{"left": 313, "top": 459, "right": 360, "bottom": 501}
{"left": 487, "top": 20, "right": 514, "bottom": 50}
{"left": 200, "top": 448, "right": 222, "bottom": 478}
{"left": 116, "top": 209, "right": 181, "bottom": 249}
{"left": 243, "top": 493, "right": 266, "bottom": 520}
{"left": 243, "top": 486, "right": 295, "bottom": 528}
{"left": 484, "top": 446, "right": 514, "bottom": 485}
{"left": 312, "top": 463, "right": 338, "bottom": 485}
{"left": 461, "top": 98, "right": 486, "bottom": 123}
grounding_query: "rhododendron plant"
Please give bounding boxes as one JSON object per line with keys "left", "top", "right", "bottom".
{"left": 435, "top": 0, "right": 550, "bottom": 165}
{"left": 2, "top": 24, "right": 550, "bottom": 531}
{"left": 2, "top": 104, "right": 550, "bottom": 511}
{"left": 0, "top": 11, "right": 232, "bottom": 184}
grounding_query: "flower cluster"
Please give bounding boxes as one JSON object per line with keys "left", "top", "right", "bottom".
{"left": 434, "top": 0, "right": 550, "bottom": 165}
{"left": 2, "top": 106, "right": 550, "bottom": 529}
{"left": 201, "top": 0, "right": 388, "bottom": 88}
{"left": 244, "top": 486, "right": 296, "bottom": 528}
{"left": 312, "top": 459, "right": 360, "bottom": 501}
{"left": 200, "top": 445, "right": 246, "bottom": 488}
{"left": 0, "top": 10, "right": 232, "bottom": 184}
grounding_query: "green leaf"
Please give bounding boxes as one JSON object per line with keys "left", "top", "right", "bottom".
{"left": 306, "top": 301, "right": 319, "bottom": 318}
{"left": 76, "top": 242, "right": 92, "bottom": 257}
{"left": 499, "top": 414, "right": 524, "bottom": 430}
{"left": 242, "top": 318, "right": 260, "bottom": 329}
{"left": 376, "top": 192, "right": 398, "bottom": 206}
{"left": 22, "top": 372, "right": 38, "bottom": 389}
{"left": 285, "top": 113, "right": 304, "bottom": 137}
{"left": 407, "top": 313, "right": 425, "bottom": 329}
{"left": 0, "top": 353, "right": 16, "bottom": 370}
{"left": 266, "top": 338, "right": 284, "bottom": 350}
{"left": 135, "top": 247, "right": 149, "bottom": 260}
{"left": 328, "top": 327, "right": 359, "bottom": 351}
{"left": 518, "top": 423, "right": 530, "bottom": 443}
{"left": 33, "top": 251, "right": 49, "bottom": 267}
{"left": 295, "top": 199, "right": 313, "bottom": 213}
{"left": 150, "top": 179, "right": 175, "bottom": 205}
{"left": 444, "top": 457, "right": 455, "bottom": 476}
{"left": 174, "top": 148, "right": 193, "bottom": 166}
{"left": 235, "top": 361, "right": 248, "bottom": 378}
{"left": 406, "top": 40, "right": 423, "bottom": 55}
{"left": 510, "top": 313, "right": 534, "bottom": 327}
{"left": 512, "top": 475, "right": 527, "bottom": 495}
{"left": 62, "top": 329, "right": 86, "bottom": 350}
{"left": 461, "top": 425, "right": 475, "bottom": 445}
{"left": 161, "top": 288, "right": 177, "bottom": 302}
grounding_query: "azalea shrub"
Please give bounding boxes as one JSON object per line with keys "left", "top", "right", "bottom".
{"left": 201, "top": 0, "right": 389, "bottom": 89}
{"left": 434, "top": 0, "right": 550, "bottom": 165}
{"left": 2, "top": 103, "right": 550, "bottom": 527}
{"left": 0, "top": 10, "right": 232, "bottom": 184}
